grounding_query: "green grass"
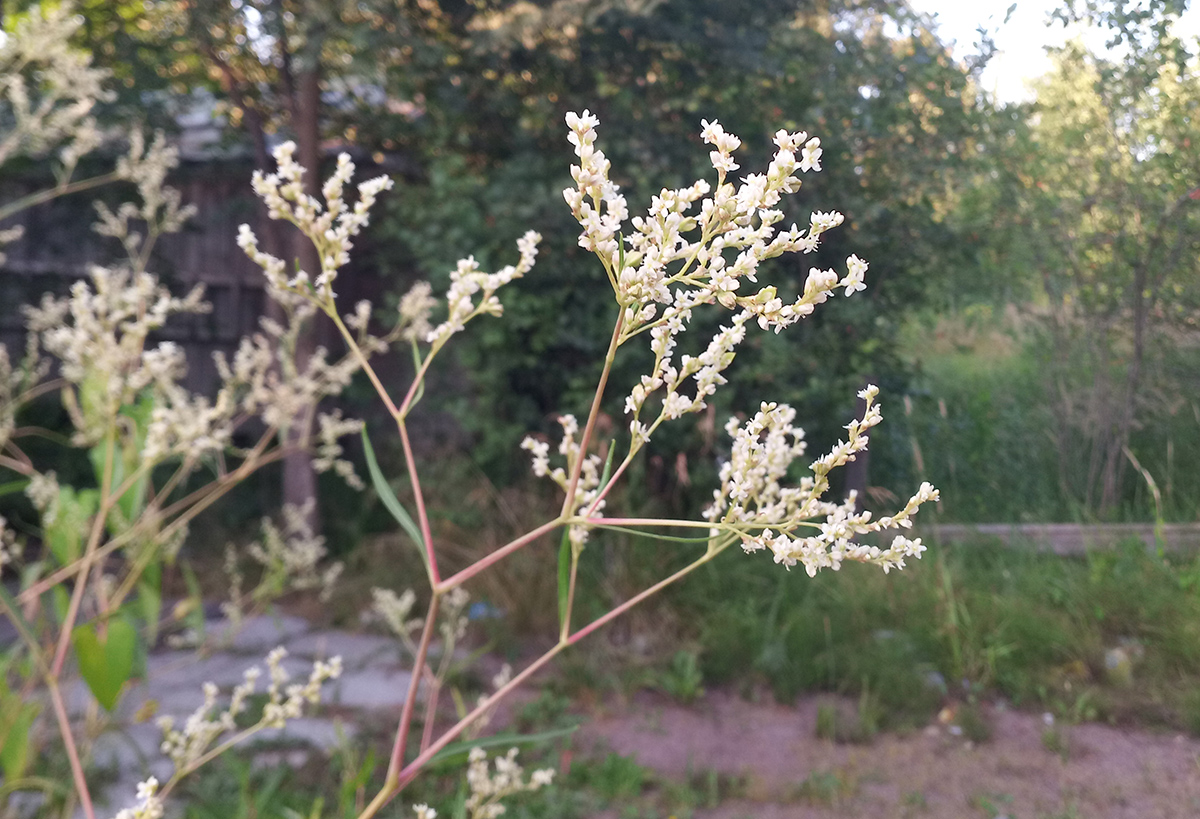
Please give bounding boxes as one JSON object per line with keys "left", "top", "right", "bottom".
{"left": 675, "top": 535, "right": 1200, "bottom": 733}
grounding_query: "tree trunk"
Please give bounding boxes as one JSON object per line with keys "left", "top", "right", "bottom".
{"left": 281, "top": 66, "right": 322, "bottom": 529}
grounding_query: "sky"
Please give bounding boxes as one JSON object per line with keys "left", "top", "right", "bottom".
{"left": 905, "top": 0, "right": 1200, "bottom": 102}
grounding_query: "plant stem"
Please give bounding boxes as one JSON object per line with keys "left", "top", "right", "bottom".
{"left": 386, "top": 592, "right": 440, "bottom": 782}
{"left": 398, "top": 419, "right": 440, "bottom": 584}
{"left": 567, "top": 542, "right": 724, "bottom": 645}
{"left": 46, "top": 676, "right": 96, "bottom": 819}
{"left": 561, "top": 313, "right": 624, "bottom": 518}
{"left": 435, "top": 518, "right": 563, "bottom": 592}
{"left": 358, "top": 539, "right": 733, "bottom": 818}
{"left": 0, "top": 172, "right": 117, "bottom": 222}
{"left": 561, "top": 546, "right": 580, "bottom": 643}
{"left": 328, "top": 309, "right": 400, "bottom": 418}
{"left": 51, "top": 425, "right": 116, "bottom": 676}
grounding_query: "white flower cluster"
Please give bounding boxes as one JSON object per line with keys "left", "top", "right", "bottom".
{"left": 397, "top": 281, "right": 438, "bottom": 343}
{"left": 627, "top": 310, "right": 752, "bottom": 449}
{"left": 463, "top": 747, "right": 555, "bottom": 819}
{"left": 112, "top": 777, "right": 163, "bottom": 819}
{"left": 213, "top": 311, "right": 365, "bottom": 432}
{"left": 0, "top": 515, "right": 20, "bottom": 571}
{"left": 371, "top": 587, "right": 423, "bottom": 645}
{"left": 96, "top": 131, "right": 196, "bottom": 259}
{"left": 157, "top": 648, "right": 341, "bottom": 774}
{"left": 24, "top": 470, "right": 59, "bottom": 524}
{"left": 440, "top": 586, "right": 472, "bottom": 644}
{"left": 313, "top": 409, "right": 365, "bottom": 489}
{"left": 23, "top": 269, "right": 216, "bottom": 445}
{"left": 703, "top": 386, "right": 939, "bottom": 576}
{"left": 425, "top": 231, "right": 542, "bottom": 349}
{"left": 521, "top": 414, "right": 606, "bottom": 546}
{"left": 248, "top": 501, "right": 341, "bottom": 596}
{"left": 562, "top": 111, "right": 871, "bottom": 451}
{"left": 239, "top": 143, "right": 394, "bottom": 299}
{"left": 0, "top": 3, "right": 110, "bottom": 172}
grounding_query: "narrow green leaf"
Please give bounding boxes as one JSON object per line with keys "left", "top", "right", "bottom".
{"left": 0, "top": 701, "right": 39, "bottom": 781}
{"left": 180, "top": 562, "right": 207, "bottom": 643}
{"left": 598, "top": 438, "right": 616, "bottom": 493}
{"left": 591, "top": 524, "right": 715, "bottom": 543}
{"left": 557, "top": 527, "right": 571, "bottom": 632}
{"left": 428, "top": 725, "right": 578, "bottom": 768}
{"left": 0, "top": 586, "right": 38, "bottom": 664}
{"left": 360, "top": 427, "right": 428, "bottom": 572}
{"left": 138, "top": 561, "right": 163, "bottom": 646}
{"left": 0, "top": 480, "right": 29, "bottom": 498}
{"left": 73, "top": 616, "right": 137, "bottom": 711}
{"left": 409, "top": 340, "right": 426, "bottom": 410}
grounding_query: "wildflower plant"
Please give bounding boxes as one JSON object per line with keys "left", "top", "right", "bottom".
{"left": 0, "top": 6, "right": 937, "bottom": 818}
{"left": 0, "top": 10, "right": 365, "bottom": 819}
{"left": 233, "top": 109, "right": 939, "bottom": 818}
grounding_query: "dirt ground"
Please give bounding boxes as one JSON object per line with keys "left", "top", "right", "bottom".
{"left": 574, "top": 690, "right": 1200, "bottom": 818}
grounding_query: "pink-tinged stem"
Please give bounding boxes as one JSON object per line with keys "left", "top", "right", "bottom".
{"left": 355, "top": 644, "right": 565, "bottom": 819}
{"left": 396, "top": 643, "right": 566, "bottom": 789}
{"left": 372, "top": 546, "right": 724, "bottom": 811}
{"left": 567, "top": 550, "right": 715, "bottom": 645}
{"left": 396, "top": 354, "right": 435, "bottom": 420}
{"left": 580, "top": 517, "right": 722, "bottom": 530}
{"left": 420, "top": 680, "right": 441, "bottom": 752}
{"left": 48, "top": 677, "right": 96, "bottom": 819}
{"left": 330, "top": 313, "right": 400, "bottom": 418}
{"left": 561, "top": 314, "right": 624, "bottom": 518}
{"left": 583, "top": 455, "right": 634, "bottom": 515}
{"left": 387, "top": 593, "right": 440, "bottom": 782}
{"left": 436, "top": 518, "right": 562, "bottom": 593}
{"left": 398, "top": 420, "right": 440, "bottom": 584}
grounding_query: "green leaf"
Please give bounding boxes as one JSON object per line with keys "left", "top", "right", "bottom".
{"left": 72, "top": 617, "right": 138, "bottom": 711}
{"left": 44, "top": 486, "right": 98, "bottom": 567}
{"left": 0, "top": 700, "right": 39, "bottom": 781}
{"left": 0, "top": 586, "right": 38, "bottom": 658}
{"left": 360, "top": 427, "right": 428, "bottom": 573}
{"left": 557, "top": 527, "right": 571, "bottom": 632}
{"left": 591, "top": 524, "right": 715, "bottom": 543}
{"left": 409, "top": 340, "right": 426, "bottom": 410}
{"left": 598, "top": 438, "right": 616, "bottom": 495}
{"left": 180, "top": 562, "right": 207, "bottom": 643}
{"left": 427, "top": 725, "right": 578, "bottom": 768}
{"left": 138, "top": 561, "right": 163, "bottom": 646}
{"left": 0, "top": 479, "right": 29, "bottom": 498}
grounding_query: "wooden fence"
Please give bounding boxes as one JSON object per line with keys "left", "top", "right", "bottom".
{"left": 0, "top": 160, "right": 268, "bottom": 393}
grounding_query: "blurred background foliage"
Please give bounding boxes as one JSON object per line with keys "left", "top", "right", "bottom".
{"left": 3, "top": 0, "right": 1200, "bottom": 783}
{"left": 23, "top": 0, "right": 1194, "bottom": 532}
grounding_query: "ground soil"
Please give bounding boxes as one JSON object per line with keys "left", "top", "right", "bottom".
{"left": 574, "top": 689, "right": 1200, "bottom": 818}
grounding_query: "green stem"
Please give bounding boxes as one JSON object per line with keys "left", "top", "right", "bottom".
{"left": 0, "top": 172, "right": 118, "bottom": 223}
{"left": 561, "top": 313, "right": 625, "bottom": 518}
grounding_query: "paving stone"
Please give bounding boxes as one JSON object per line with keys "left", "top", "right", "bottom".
{"left": 213, "top": 614, "right": 312, "bottom": 653}
{"left": 256, "top": 716, "right": 356, "bottom": 751}
{"left": 123, "top": 652, "right": 314, "bottom": 719}
{"left": 92, "top": 722, "right": 164, "bottom": 774}
{"left": 332, "top": 665, "right": 414, "bottom": 709}
{"left": 285, "top": 630, "right": 398, "bottom": 669}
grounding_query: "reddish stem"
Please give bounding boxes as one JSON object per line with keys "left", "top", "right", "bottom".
{"left": 387, "top": 593, "right": 440, "bottom": 781}
{"left": 398, "top": 420, "right": 440, "bottom": 584}
{"left": 48, "top": 678, "right": 96, "bottom": 819}
{"left": 436, "top": 519, "right": 562, "bottom": 592}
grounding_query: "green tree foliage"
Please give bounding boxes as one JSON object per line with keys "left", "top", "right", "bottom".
{"left": 363, "top": 0, "right": 989, "bottom": 498}
{"left": 954, "top": 0, "right": 1200, "bottom": 517}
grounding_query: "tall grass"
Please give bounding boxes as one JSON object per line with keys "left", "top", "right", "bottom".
{"left": 675, "top": 536, "right": 1200, "bottom": 731}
